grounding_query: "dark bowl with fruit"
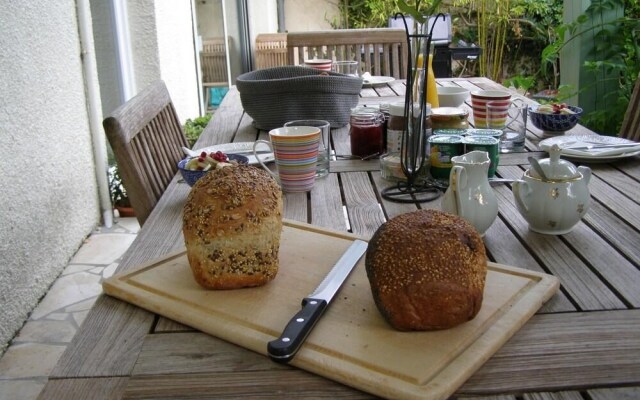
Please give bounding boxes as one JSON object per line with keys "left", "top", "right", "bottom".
{"left": 178, "top": 151, "right": 249, "bottom": 186}
{"left": 528, "top": 103, "right": 583, "bottom": 135}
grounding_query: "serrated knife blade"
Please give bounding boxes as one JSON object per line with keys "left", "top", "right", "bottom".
{"left": 267, "top": 239, "right": 368, "bottom": 363}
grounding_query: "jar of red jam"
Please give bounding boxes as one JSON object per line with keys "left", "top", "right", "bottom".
{"left": 350, "top": 108, "right": 384, "bottom": 158}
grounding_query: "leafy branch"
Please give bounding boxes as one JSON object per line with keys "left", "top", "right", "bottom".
{"left": 397, "top": 0, "right": 442, "bottom": 24}
{"left": 538, "top": 0, "right": 639, "bottom": 133}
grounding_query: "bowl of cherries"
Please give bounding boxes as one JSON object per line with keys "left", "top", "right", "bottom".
{"left": 528, "top": 102, "right": 583, "bottom": 136}
{"left": 178, "top": 151, "right": 248, "bottom": 186}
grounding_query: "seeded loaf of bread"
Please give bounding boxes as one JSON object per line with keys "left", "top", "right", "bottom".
{"left": 183, "top": 165, "right": 283, "bottom": 289}
{"left": 365, "top": 209, "right": 487, "bottom": 330}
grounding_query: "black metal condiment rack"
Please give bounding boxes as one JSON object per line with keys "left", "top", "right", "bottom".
{"left": 381, "top": 13, "right": 447, "bottom": 203}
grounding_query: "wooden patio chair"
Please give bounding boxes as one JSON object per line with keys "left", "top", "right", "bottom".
{"left": 103, "top": 80, "right": 188, "bottom": 226}
{"left": 201, "top": 37, "right": 230, "bottom": 108}
{"left": 619, "top": 73, "right": 640, "bottom": 141}
{"left": 254, "top": 33, "right": 288, "bottom": 70}
{"left": 286, "top": 28, "right": 409, "bottom": 79}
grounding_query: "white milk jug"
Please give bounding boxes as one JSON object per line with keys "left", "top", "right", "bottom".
{"left": 441, "top": 150, "right": 499, "bottom": 236}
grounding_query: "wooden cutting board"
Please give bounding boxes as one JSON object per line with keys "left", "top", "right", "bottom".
{"left": 103, "top": 220, "right": 559, "bottom": 400}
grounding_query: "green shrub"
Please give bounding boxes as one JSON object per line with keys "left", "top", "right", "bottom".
{"left": 183, "top": 114, "right": 213, "bottom": 148}
{"left": 108, "top": 165, "right": 129, "bottom": 207}
{"left": 538, "top": 0, "right": 639, "bottom": 134}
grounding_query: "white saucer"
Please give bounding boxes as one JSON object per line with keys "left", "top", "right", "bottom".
{"left": 362, "top": 76, "right": 395, "bottom": 87}
{"left": 538, "top": 135, "right": 640, "bottom": 163}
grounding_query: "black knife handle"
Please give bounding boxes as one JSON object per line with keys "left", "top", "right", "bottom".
{"left": 267, "top": 297, "right": 328, "bottom": 363}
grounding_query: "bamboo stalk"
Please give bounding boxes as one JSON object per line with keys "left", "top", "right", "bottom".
{"left": 479, "top": 0, "right": 487, "bottom": 76}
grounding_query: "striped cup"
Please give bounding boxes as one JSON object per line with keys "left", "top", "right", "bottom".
{"left": 471, "top": 90, "right": 511, "bottom": 128}
{"left": 253, "top": 126, "right": 321, "bottom": 192}
{"left": 304, "top": 58, "right": 333, "bottom": 71}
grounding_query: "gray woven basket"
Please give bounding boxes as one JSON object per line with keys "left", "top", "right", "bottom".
{"left": 236, "top": 66, "right": 363, "bottom": 130}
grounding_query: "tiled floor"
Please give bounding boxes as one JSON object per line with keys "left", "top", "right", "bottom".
{"left": 0, "top": 217, "right": 140, "bottom": 400}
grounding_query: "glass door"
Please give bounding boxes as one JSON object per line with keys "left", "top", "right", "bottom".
{"left": 195, "top": 0, "right": 254, "bottom": 113}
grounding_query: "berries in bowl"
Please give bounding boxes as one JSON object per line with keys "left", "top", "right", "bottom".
{"left": 528, "top": 103, "right": 583, "bottom": 136}
{"left": 178, "top": 151, "right": 249, "bottom": 186}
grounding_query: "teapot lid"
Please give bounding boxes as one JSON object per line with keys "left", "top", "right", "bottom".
{"left": 530, "top": 145, "right": 581, "bottom": 180}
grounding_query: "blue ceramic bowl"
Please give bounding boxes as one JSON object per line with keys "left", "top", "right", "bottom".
{"left": 178, "top": 154, "right": 249, "bottom": 186}
{"left": 528, "top": 105, "right": 583, "bottom": 133}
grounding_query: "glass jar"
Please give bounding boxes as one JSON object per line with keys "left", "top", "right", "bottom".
{"left": 380, "top": 153, "right": 405, "bottom": 182}
{"left": 407, "top": 103, "right": 433, "bottom": 157}
{"left": 350, "top": 107, "right": 384, "bottom": 158}
{"left": 379, "top": 103, "right": 391, "bottom": 152}
{"left": 431, "top": 107, "right": 469, "bottom": 130}
{"left": 422, "top": 103, "right": 433, "bottom": 144}
{"left": 386, "top": 102, "right": 406, "bottom": 154}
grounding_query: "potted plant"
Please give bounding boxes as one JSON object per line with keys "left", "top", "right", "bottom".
{"left": 108, "top": 165, "right": 135, "bottom": 217}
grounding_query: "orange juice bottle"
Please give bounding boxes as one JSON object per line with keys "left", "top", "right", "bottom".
{"left": 416, "top": 51, "right": 439, "bottom": 109}
{"left": 426, "top": 53, "right": 439, "bottom": 108}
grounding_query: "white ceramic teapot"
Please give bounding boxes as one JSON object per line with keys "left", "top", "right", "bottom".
{"left": 513, "top": 145, "right": 591, "bottom": 235}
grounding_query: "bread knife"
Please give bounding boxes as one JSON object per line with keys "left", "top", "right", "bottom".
{"left": 267, "top": 239, "right": 368, "bottom": 363}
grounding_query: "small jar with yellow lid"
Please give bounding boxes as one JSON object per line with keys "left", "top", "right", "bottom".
{"left": 431, "top": 107, "right": 469, "bottom": 130}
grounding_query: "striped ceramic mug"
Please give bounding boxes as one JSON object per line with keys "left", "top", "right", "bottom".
{"left": 470, "top": 90, "right": 511, "bottom": 128}
{"left": 303, "top": 58, "right": 333, "bottom": 71}
{"left": 253, "top": 126, "right": 320, "bottom": 192}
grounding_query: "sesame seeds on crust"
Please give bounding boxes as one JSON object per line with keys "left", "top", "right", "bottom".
{"left": 365, "top": 209, "right": 487, "bottom": 330}
{"left": 182, "top": 165, "right": 283, "bottom": 290}
{"left": 183, "top": 165, "right": 282, "bottom": 240}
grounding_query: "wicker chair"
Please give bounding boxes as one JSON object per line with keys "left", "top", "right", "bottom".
{"left": 254, "top": 33, "right": 288, "bottom": 70}
{"left": 103, "top": 80, "right": 188, "bottom": 226}
{"left": 286, "top": 28, "right": 409, "bottom": 79}
{"left": 619, "top": 73, "right": 640, "bottom": 141}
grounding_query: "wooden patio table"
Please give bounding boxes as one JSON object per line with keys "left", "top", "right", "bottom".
{"left": 40, "top": 77, "right": 640, "bottom": 399}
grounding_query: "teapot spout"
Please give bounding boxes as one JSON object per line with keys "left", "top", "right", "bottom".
{"left": 578, "top": 165, "right": 592, "bottom": 184}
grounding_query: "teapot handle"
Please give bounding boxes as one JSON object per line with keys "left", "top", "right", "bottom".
{"left": 512, "top": 179, "right": 530, "bottom": 213}
{"left": 448, "top": 165, "right": 466, "bottom": 217}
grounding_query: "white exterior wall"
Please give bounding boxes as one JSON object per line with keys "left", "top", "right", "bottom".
{"left": 91, "top": 0, "right": 122, "bottom": 119}
{"left": 155, "top": 0, "right": 200, "bottom": 119}
{"left": 284, "top": 0, "right": 340, "bottom": 31}
{"left": 128, "top": 0, "right": 162, "bottom": 99}
{"left": 0, "top": 0, "right": 200, "bottom": 354}
{"left": 95, "top": 0, "right": 199, "bottom": 122}
{"left": 248, "top": 0, "right": 278, "bottom": 36}
{"left": 248, "top": 0, "right": 278, "bottom": 56}
{"left": 0, "top": 1, "right": 100, "bottom": 352}
{"left": 197, "top": 0, "right": 225, "bottom": 38}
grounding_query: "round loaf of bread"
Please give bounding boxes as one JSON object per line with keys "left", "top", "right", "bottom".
{"left": 183, "top": 165, "right": 283, "bottom": 289}
{"left": 365, "top": 209, "right": 487, "bottom": 330}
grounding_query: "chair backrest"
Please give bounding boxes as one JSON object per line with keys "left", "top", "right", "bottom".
{"left": 103, "top": 80, "right": 188, "bottom": 226}
{"left": 286, "top": 28, "right": 409, "bottom": 79}
{"left": 619, "top": 73, "right": 640, "bottom": 141}
{"left": 254, "top": 33, "right": 288, "bottom": 70}
{"left": 201, "top": 37, "right": 229, "bottom": 87}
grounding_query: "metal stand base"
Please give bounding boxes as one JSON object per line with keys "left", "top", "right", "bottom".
{"left": 381, "top": 181, "right": 442, "bottom": 203}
